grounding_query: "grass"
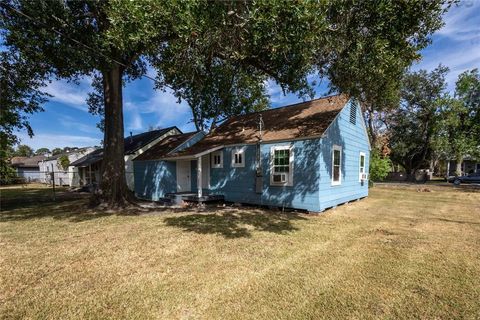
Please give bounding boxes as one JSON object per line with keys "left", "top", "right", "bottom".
{"left": 1, "top": 184, "right": 479, "bottom": 319}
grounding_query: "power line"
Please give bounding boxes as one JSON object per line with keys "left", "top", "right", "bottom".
{"left": 2, "top": 3, "right": 161, "bottom": 85}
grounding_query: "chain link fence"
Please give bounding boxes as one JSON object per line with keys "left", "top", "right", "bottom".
{"left": 5, "top": 170, "right": 135, "bottom": 190}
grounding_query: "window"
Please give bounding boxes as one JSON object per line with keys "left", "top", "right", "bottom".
{"left": 270, "top": 146, "right": 293, "bottom": 186}
{"left": 211, "top": 151, "right": 223, "bottom": 168}
{"left": 350, "top": 103, "right": 357, "bottom": 125}
{"left": 359, "top": 152, "right": 366, "bottom": 182}
{"left": 232, "top": 148, "right": 245, "bottom": 168}
{"left": 332, "top": 145, "right": 342, "bottom": 185}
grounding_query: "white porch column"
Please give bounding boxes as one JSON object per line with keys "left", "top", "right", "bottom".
{"left": 197, "top": 155, "right": 203, "bottom": 198}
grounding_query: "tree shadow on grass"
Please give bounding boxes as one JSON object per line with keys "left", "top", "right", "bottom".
{"left": 0, "top": 200, "right": 115, "bottom": 223}
{"left": 163, "top": 209, "right": 307, "bottom": 238}
{"left": 0, "top": 191, "right": 135, "bottom": 223}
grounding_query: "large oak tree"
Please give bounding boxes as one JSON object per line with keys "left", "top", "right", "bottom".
{"left": 387, "top": 65, "right": 449, "bottom": 175}
{"left": 1, "top": 0, "right": 450, "bottom": 207}
{"left": 435, "top": 69, "right": 480, "bottom": 175}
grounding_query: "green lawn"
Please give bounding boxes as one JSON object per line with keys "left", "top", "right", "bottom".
{"left": 1, "top": 184, "right": 479, "bottom": 319}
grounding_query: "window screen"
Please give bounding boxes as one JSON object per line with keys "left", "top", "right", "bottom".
{"left": 273, "top": 149, "right": 290, "bottom": 173}
{"left": 333, "top": 148, "right": 341, "bottom": 183}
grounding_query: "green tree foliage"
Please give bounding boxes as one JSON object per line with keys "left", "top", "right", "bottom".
{"left": 387, "top": 65, "right": 449, "bottom": 175}
{"left": 435, "top": 69, "right": 480, "bottom": 175}
{"left": 153, "top": 57, "right": 269, "bottom": 131}
{"left": 51, "top": 148, "right": 63, "bottom": 156}
{"left": 13, "top": 144, "right": 34, "bottom": 157}
{"left": 0, "top": 140, "right": 16, "bottom": 185}
{"left": 0, "top": 51, "right": 50, "bottom": 147}
{"left": 1, "top": 0, "right": 450, "bottom": 206}
{"left": 58, "top": 155, "right": 70, "bottom": 171}
{"left": 369, "top": 150, "right": 392, "bottom": 182}
{"left": 35, "top": 147, "right": 50, "bottom": 155}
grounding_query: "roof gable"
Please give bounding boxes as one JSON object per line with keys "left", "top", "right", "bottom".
{"left": 71, "top": 127, "right": 179, "bottom": 167}
{"left": 124, "top": 127, "right": 179, "bottom": 154}
{"left": 134, "top": 132, "right": 201, "bottom": 161}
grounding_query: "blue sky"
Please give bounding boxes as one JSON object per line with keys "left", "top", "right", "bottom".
{"left": 15, "top": 1, "right": 480, "bottom": 150}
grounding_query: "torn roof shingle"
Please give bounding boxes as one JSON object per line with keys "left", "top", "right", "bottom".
{"left": 168, "top": 94, "right": 349, "bottom": 158}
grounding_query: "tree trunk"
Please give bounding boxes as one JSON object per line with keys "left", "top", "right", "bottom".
{"left": 366, "top": 105, "right": 377, "bottom": 148}
{"left": 99, "top": 65, "right": 129, "bottom": 208}
{"left": 455, "top": 155, "right": 463, "bottom": 176}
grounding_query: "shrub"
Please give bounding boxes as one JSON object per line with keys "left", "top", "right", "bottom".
{"left": 369, "top": 150, "right": 392, "bottom": 182}
{"left": 58, "top": 155, "right": 70, "bottom": 171}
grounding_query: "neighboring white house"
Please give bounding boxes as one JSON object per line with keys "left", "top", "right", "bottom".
{"left": 38, "top": 148, "right": 96, "bottom": 186}
{"left": 71, "top": 127, "right": 182, "bottom": 190}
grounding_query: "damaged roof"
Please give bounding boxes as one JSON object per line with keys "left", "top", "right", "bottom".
{"left": 169, "top": 94, "right": 349, "bottom": 158}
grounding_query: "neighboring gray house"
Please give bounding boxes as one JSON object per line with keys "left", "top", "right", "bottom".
{"left": 133, "top": 95, "right": 371, "bottom": 212}
{"left": 38, "top": 148, "right": 96, "bottom": 186}
{"left": 10, "top": 155, "right": 46, "bottom": 182}
{"left": 71, "top": 127, "right": 182, "bottom": 190}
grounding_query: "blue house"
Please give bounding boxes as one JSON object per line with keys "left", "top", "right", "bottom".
{"left": 133, "top": 94, "right": 370, "bottom": 212}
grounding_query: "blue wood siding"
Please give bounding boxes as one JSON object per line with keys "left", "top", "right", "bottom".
{"left": 208, "top": 140, "right": 322, "bottom": 212}
{"left": 16, "top": 167, "right": 41, "bottom": 182}
{"left": 317, "top": 99, "right": 370, "bottom": 211}
{"left": 133, "top": 160, "right": 176, "bottom": 200}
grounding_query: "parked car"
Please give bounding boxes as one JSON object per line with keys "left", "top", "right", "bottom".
{"left": 447, "top": 172, "right": 480, "bottom": 185}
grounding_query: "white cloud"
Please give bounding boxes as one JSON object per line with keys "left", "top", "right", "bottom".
{"left": 127, "top": 111, "right": 143, "bottom": 130}
{"left": 45, "top": 78, "right": 91, "bottom": 112}
{"left": 413, "top": 2, "right": 480, "bottom": 92}
{"left": 57, "top": 114, "right": 99, "bottom": 134}
{"left": 16, "top": 132, "right": 101, "bottom": 150}
{"left": 437, "top": 1, "right": 480, "bottom": 42}
{"left": 125, "top": 88, "right": 193, "bottom": 132}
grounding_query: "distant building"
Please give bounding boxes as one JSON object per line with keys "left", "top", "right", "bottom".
{"left": 445, "top": 157, "right": 480, "bottom": 176}
{"left": 10, "top": 155, "right": 46, "bottom": 182}
{"left": 71, "top": 127, "right": 182, "bottom": 190}
{"left": 38, "top": 148, "right": 96, "bottom": 186}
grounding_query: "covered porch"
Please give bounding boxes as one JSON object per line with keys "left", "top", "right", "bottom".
{"left": 172, "top": 152, "right": 215, "bottom": 201}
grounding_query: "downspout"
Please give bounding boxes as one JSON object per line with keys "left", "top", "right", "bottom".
{"left": 256, "top": 115, "right": 264, "bottom": 203}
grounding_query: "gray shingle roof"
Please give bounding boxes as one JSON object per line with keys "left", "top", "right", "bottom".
{"left": 71, "top": 127, "right": 179, "bottom": 167}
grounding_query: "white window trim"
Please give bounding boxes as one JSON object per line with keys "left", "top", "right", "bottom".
{"left": 231, "top": 147, "right": 245, "bottom": 168}
{"left": 359, "top": 152, "right": 366, "bottom": 182}
{"left": 211, "top": 151, "right": 223, "bottom": 168}
{"left": 332, "top": 145, "right": 342, "bottom": 186}
{"left": 270, "top": 145, "right": 294, "bottom": 187}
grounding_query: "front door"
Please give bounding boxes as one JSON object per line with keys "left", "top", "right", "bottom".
{"left": 176, "top": 160, "right": 191, "bottom": 192}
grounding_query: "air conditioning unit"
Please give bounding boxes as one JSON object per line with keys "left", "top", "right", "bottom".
{"left": 361, "top": 173, "right": 368, "bottom": 181}
{"left": 273, "top": 173, "right": 287, "bottom": 183}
